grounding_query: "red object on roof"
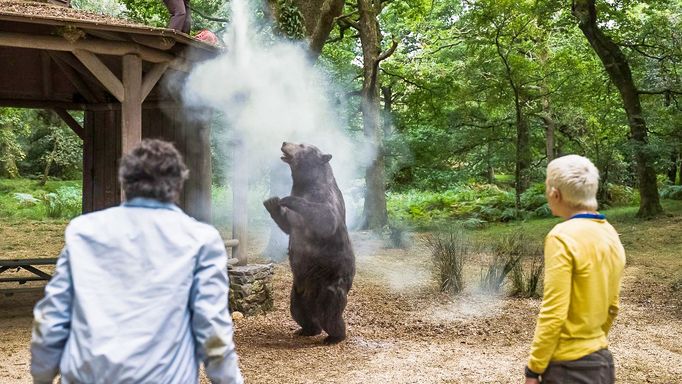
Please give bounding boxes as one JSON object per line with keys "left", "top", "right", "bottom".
{"left": 195, "top": 29, "right": 218, "bottom": 45}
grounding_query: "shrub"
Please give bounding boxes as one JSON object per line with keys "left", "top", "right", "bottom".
{"left": 533, "top": 203, "right": 552, "bottom": 218}
{"left": 480, "top": 231, "right": 528, "bottom": 293}
{"left": 13, "top": 193, "right": 39, "bottom": 207}
{"left": 607, "top": 183, "right": 639, "bottom": 206}
{"left": 425, "top": 231, "right": 473, "bottom": 295}
{"left": 510, "top": 245, "right": 544, "bottom": 298}
{"left": 520, "top": 183, "right": 547, "bottom": 210}
{"left": 462, "top": 217, "right": 487, "bottom": 230}
{"left": 42, "top": 186, "right": 81, "bottom": 219}
{"left": 660, "top": 185, "right": 682, "bottom": 200}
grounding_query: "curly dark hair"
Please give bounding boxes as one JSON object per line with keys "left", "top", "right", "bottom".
{"left": 118, "top": 139, "right": 189, "bottom": 203}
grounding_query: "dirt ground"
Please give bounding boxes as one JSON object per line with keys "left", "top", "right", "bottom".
{"left": 1, "top": 217, "right": 682, "bottom": 383}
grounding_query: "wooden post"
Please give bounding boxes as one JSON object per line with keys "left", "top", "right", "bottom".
{"left": 232, "top": 138, "right": 249, "bottom": 266}
{"left": 82, "top": 111, "right": 94, "bottom": 213}
{"left": 121, "top": 54, "right": 142, "bottom": 157}
{"left": 184, "top": 112, "right": 212, "bottom": 222}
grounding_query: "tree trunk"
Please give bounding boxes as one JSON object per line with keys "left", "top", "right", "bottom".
{"left": 515, "top": 108, "right": 531, "bottom": 209}
{"left": 537, "top": 20, "right": 555, "bottom": 163}
{"left": 572, "top": 0, "right": 663, "bottom": 218}
{"left": 39, "top": 140, "right": 58, "bottom": 186}
{"left": 381, "top": 84, "right": 393, "bottom": 137}
{"left": 677, "top": 152, "right": 682, "bottom": 185}
{"left": 668, "top": 151, "right": 679, "bottom": 185}
{"left": 486, "top": 140, "right": 495, "bottom": 184}
{"left": 494, "top": 26, "right": 530, "bottom": 210}
{"left": 358, "top": 0, "right": 388, "bottom": 230}
{"left": 267, "top": 0, "right": 345, "bottom": 59}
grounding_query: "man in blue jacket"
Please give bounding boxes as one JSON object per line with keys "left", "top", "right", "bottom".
{"left": 30, "top": 139, "right": 243, "bottom": 384}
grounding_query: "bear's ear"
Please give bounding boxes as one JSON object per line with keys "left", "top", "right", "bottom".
{"left": 321, "top": 154, "right": 332, "bottom": 163}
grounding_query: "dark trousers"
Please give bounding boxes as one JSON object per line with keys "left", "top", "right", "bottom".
{"left": 542, "top": 349, "right": 615, "bottom": 384}
{"left": 163, "top": 0, "right": 191, "bottom": 33}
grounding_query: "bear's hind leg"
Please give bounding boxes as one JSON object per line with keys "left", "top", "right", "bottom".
{"left": 291, "top": 285, "right": 321, "bottom": 336}
{"left": 319, "top": 283, "right": 348, "bottom": 345}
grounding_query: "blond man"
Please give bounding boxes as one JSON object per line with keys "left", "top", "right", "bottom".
{"left": 525, "top": 155, "right": 626, "bottom": 384}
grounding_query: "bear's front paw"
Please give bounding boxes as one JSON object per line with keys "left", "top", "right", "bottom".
{"left": 279, "top": 196, "right": 300, "bottom": 209}
{"left": 263, "top": 197, "right": 281, "bottom": 212}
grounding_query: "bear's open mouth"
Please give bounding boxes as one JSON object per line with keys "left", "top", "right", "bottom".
{"left": 281, "top": 151, "right": 293, "bottom": 163}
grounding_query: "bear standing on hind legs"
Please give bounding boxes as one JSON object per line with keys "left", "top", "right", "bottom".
{"left": 263, "top": 142, "right": 356, "bottom": 345}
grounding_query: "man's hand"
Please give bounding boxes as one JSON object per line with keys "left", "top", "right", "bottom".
{"left": 525, "top": 378, "right": 540, "bottom": 384}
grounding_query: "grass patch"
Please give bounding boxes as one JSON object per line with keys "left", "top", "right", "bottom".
{"left": 425, "top": 230, "right": 473, "bottom": 295}
{"left": 0, "top": 179, "right": 82, "bottom": 220}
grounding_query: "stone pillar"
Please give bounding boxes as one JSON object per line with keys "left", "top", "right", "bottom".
{"left": 228, "top": 264, "right": 274, "bottom": 316}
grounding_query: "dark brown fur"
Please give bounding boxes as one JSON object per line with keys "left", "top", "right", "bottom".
{"left": 263, "top": 142, "right": 355, "bottom": 344}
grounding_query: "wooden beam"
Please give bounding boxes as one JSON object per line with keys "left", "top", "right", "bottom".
{"left": 49, "top": 52, "right": 102, "bottom": 103}
{"left": 232, "top": 138, "right": 249, "bottom": 266}
{"left": 141, "top": 62, "right": 169, "bottom": 101}
{"left": 122, "top": 54, "right": 142, "bottom": 156}
{"left": 49, "top": 52, "right": 109, "bottom": 97}
{"left": 131, "top": 35, "right": 176, "bottom": 51}
{"left": 83, "top": 29, "right": 127, "bottom": 42}
{"left": 225, "top": 239, "right": 240, "bottom": 247}
{"left": 73, "top": 49, "right": 125, "bottom": 102}
{"left": 53, "top": 108, "right": 85, "bottom": 140}
{"left": 40, "top": 52, "right": 53, "bottom": 98}
{"left": 0, "top": 98, "right": 87, "bottom": 110}
{"left": 0, "top": 32, "right": 191, "bottom": 72}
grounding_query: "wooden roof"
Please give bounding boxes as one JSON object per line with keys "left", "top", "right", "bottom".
{"left": 0, "top": 0, "right": 219, "bottom": 110}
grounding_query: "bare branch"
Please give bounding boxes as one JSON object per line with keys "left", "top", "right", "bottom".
{"left": 638, "top": 88, "right": 682, "bottom": 95}
{"left": 378, "top": 39, "right": 399, "bottom": 62}
{"left": 380, "top": 68, "right": 433, "bottom": 92}
{"left": 192, "top": 7, "right": 229, "bottom": 24}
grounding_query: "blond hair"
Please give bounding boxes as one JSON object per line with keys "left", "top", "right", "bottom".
{"left": 546, "top": 155, "right": 600, "bottom": 211}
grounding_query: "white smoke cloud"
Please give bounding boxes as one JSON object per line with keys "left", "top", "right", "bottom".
{"left": 182, "top": 0, "right": 371, "bottom": 230}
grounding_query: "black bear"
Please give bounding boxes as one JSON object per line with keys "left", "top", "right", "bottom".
{"left": 263, "top": 142, "right": 355, "bottom": 344}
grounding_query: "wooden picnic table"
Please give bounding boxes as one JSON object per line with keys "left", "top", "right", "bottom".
{"left": 0, "top": 258, "right": 58, "bottom": 295}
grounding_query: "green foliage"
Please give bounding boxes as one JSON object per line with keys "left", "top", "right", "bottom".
{"left": 71, "top": 0, "right": 126, "bottom": 16}
{"left": 0, "top": 179, "right": 81, "bottom": 220}
{"left": 42, "top": 187, "right": 82, "bottom": 219}
{"left": 387, "top": 184, "right": 524, "bottom": 228}
{"left": 117, "top": 0, "right": 228, "bottom": 32}
{"left": 275, "top": 0, "right": 306, "bottom": 39}
{"left": 520, "top": 183, "right": 547, "bottom": 211}
{"left": 0, "top": 109, "right": 31, "bottom": 178}
{"left": 605, "top": 183, "right": 640, "bottom": 206}
{"left": 660, "top": 185, "right": 682, "bottom": 200}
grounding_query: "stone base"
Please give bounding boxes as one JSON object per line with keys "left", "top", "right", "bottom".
{"left": 228, "top": 264, "right": 274, "bottom": 316}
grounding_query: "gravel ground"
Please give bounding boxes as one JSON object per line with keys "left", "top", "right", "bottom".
{"left": 1, "top": 223, "right": 681, "bottom": 383}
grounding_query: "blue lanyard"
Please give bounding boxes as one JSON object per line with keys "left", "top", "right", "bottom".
{"left": 570, "top": 213, "right": 605, "bottom": 220}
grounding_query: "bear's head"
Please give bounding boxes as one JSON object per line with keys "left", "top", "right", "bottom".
{"left": 281, "top": 142, "right": 333, "bottom": 185}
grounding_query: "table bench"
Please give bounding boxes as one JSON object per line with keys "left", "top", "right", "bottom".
{"left": 0, "top": 258, "right": 58, "bottom": 295}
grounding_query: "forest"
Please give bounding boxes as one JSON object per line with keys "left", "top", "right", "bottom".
{"left": 1, "top": 1, "right": 681, "bottom": 382}
{"left": 1, "top": 0, "right": 680, "bottom": 227}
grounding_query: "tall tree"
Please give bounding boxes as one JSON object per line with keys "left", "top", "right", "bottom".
{"left": 572, "top": 0, "right": 663, "bottom": 217}
{"left": 355, "top": 0, "right": 397, "bottom": 229}
{"left": 0, "top": 109, "right": 30, "bottom": 178}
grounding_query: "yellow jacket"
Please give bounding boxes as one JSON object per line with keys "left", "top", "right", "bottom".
{"left": 528, "top": 215, "right": 626, "bottom": 374}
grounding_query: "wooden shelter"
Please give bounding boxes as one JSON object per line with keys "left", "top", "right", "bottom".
{"left": 0, "top": 1, "right": 249, "bottom": 264}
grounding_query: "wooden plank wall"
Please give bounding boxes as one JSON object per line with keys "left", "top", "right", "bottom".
{"left": 83, "top": 107, "right": 212, "bottom": 223}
